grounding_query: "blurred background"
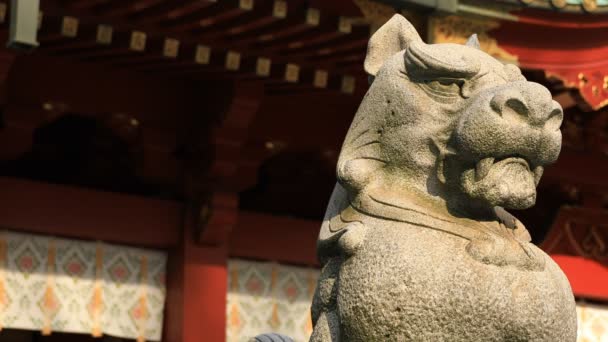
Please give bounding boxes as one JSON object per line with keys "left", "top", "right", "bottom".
{"left": 0, "top": 0, "right": 606, "bottom": 341}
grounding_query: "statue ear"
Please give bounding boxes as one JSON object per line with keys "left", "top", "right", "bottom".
{"left": 465, "top": 34, "right": 481, "bottom": 49}
{"left": 364, "top": 14, "right": 422, "bottom": 78}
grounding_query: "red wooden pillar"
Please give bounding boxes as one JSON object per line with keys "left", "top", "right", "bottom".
{"left": 182, "top": 244, "right": 228, "bottom": 342}
{"left": 164, "top": 224, "right": 229, "bottom": 342}
{"left": 165, "top": 81, "right": 263, "bottom": 342}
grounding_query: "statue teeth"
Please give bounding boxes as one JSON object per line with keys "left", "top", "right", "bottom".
{"left": 533, "top": 166, "right": 544, "bottom": 185}
{"left": 475, "top": 157, "right": 494, "bottom": 181}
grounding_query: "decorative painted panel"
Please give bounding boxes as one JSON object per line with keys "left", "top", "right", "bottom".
{"left": 226, "top": 259, "right": 319, "bottom": 342}
{"left": 0, "top": 230, "right": 166, "bottom": 341}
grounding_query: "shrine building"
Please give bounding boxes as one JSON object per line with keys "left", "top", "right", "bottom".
{"left": 0, "top": 0, "right": 606, "bottom": 341}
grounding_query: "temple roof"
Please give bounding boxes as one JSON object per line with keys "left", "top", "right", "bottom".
{"left": 496, "top": 0, "right": 608, "bottom": 14}
{"left": 392, "top": 0, "right": 608, "bottom": 14}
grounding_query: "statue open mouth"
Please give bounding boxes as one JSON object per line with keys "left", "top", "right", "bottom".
{"left": 474, "top": 156, "right": 543, "bottom": 185}
{"left": 461, "top": 156, "right": 542, "bottom": 209}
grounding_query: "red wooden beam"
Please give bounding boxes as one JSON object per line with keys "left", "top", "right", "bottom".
{"left": 0, "top": 177, "right": 182, "bottom": 248}
{"left": 165, "top": 1, "right": 239, "bottom": 34}
{"left": 229, "top": 211, "right": 320, "bottom": 266}
{"left": 96, "top": 0, "right": 165, "bottom": 18}
{"left": 128, "top": 0, "right": 204, "bottom": 26}
{"left": 68, "top": 0, "right": 112, "bottom": 11}
{"left": 250, "top": 15, "right": 345, "bottom": 55}
{"left": 287, "top": 37, "right": 367, "bottom": 60}
{"left": 227, "top": 0, "right": 307, "bottom": 35}
{"left": 222, "top": 5, "right": 315, "bottom": 49}
{"left": 189, "top": 1, "right": 275, "bottom": 40}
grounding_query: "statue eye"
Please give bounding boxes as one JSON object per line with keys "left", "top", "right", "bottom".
{"left": 421, "top": 78, "right": 463, "bottom": 99}
{"left": 431, "top": 79, "right": 461, "bottom": 91}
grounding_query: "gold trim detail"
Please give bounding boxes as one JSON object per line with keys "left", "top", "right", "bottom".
{"left": 547, "top": 71, "right": 608, "bottom": 111}
{"left": 429, "top": 15, "right": 518, "bottom": 64}
{"left": 163, "top": 38, "right": 180, "bottom": 58}
{"left": 314, "top": 70, "right": 328, "bottom": 88}
{"left": 285, "top": 63, "right": 300, "bottom": 83}
{"left": 582, "top": 0, "right": 598, "bottom": 12}
{"left": 256, "top": 57, "right": 271, "bottom": 77}
{"left": 130, "top": 31, "right": 147, "bottom": 51}
{"left": 61, "top": 16, "right": 79, "bottom": 37}
{"left": 96, "top": 25, "right": 113, "bottom": 45}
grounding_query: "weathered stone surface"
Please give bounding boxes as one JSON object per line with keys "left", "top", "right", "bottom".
{"left": 311, "top": 14, "right": 577, "bottom": 342}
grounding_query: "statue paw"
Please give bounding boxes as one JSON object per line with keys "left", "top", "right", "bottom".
{"left": 338, "top": 222, "right": 367, "bottom": 257}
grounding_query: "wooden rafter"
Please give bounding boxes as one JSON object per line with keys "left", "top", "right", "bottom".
{"left": 127, "top": 0, "right": 206, "bottom": 26}
{"left": 21, "top": 0, "right": 370, "bottom": 93}
{"left": 221, "top": 4, "right": 314, "bottom": 49}
{"left": 94, "top": 0, "right": 166, "bottom": 18}
{"left": 67, "top": 0, "right": 112, "bottom": 11}
{"left": 164, "top": 1, "right": 238, "bottom": 34}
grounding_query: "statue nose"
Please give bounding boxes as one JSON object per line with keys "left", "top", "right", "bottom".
{"left": 490, "top": 82, "right": 563, "bottom": 130}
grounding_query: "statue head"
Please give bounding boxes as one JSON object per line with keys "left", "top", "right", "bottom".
{"left": 337, "top": 14, "right": 562, "bottom": 216}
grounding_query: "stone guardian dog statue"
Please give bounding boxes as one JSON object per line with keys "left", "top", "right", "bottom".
{"left": 310, "top": 14, "right": 577, "bottom": 342}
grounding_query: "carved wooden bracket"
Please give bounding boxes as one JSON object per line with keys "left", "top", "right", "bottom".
{"left": 195, "top": 191, "right": 239, "bottom": 246}
{"left": 542, "top": 206, "right": 608, "bottom": 265}
{"left": 209, "top": 82, "right": 264, "bottom": 190}
{"left": 541, "top": 205, "right": 608, "bottom": 300}
{"left": 186, "top": 81, "right": 264, "bottom": 246}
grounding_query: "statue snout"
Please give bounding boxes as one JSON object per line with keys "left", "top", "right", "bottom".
{"left": 454, "top": 81, "right": 563, "bottom": 167}
{"left": 490, "top": 81, "right": 563, "bottom": 131}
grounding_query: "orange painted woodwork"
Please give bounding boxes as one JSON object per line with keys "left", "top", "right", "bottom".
{"left": 551, "top": 255, "right": 608, "bottom": 301}
{"left": 542, "top": 206, "right": 608, "bottom": 300}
